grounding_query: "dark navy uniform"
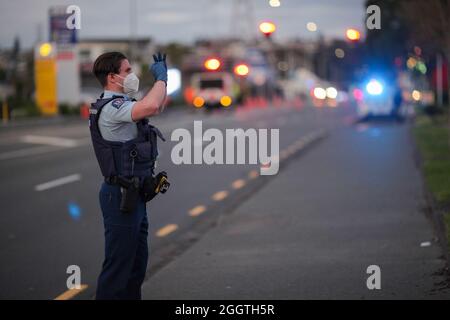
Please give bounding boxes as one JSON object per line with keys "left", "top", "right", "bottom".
{"left": 89, "top": 90, "right": 162, "bottom": 300}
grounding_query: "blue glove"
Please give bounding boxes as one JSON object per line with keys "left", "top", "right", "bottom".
{"left": 150, "top": 52, "right": 168, "bottom": 84}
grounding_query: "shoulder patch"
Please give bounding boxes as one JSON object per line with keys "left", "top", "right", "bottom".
{"left": 111, "top": 98, "right": 125, "bottom": 109}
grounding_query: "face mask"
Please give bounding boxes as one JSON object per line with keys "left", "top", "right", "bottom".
{"left": 115, "top": 73, "right": 140, "bottom": 94}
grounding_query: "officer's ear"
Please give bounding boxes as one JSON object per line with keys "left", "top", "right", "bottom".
{"left": 107, "top": 73, "right": 116, "bottom": 85}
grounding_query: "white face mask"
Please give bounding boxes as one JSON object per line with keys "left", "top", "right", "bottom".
{"left": 115, "top": 73, "right": 140, "bottom": 94}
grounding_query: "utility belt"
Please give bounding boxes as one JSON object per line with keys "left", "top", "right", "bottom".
{"left": 105, "top": 173, "right": 170, "bottom": 213}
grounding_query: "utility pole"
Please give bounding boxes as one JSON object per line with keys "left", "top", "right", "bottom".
{"left": 436, "top": 53, "right": 443, "bottom": 108}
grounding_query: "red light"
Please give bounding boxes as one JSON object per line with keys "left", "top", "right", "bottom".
{"left": 204, "top": 58, "right": 221, "bottom": 71}
{"left": 259, "top": 22, "right": 276, "bottom": 37}
{"left": 234, "top": 64, "right": 249, "bottom": 76}
{"left": 353, "top": 88, "right": 364, "bottom": 101}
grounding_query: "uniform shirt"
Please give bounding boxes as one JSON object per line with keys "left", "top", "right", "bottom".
{"left": 98, "top": 90, "right": 138, "bottom": 142}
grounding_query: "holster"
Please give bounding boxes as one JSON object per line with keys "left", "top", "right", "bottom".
{"left": 106, "top": 176, "right": 140, "bottom": 213}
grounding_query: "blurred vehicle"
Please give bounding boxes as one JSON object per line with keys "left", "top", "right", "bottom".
{"left": 311, "top": 85, "right": 340, "bottom": 107}
{"left": 182, "top": 46, "right": 278, "bottom": 110}
{"left": 189, "top": 70, "right": 237, "bottom": 110}
{"left": 352, "top": 77, "right": 407, "bottom": 120}
{"left": 283, "top": 68, "right": 320, "bottom": 100}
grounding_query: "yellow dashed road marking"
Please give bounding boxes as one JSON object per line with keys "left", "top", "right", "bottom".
{"left": 280, "top": 150, "right": 289, "bottom": 159}
{"left": 54, "top": 284, "right": 88, "bottom": 300}
{"left": 248, "top": 170, "right": 259, "bottom": 179}
{"left": 189, "top": 205, "right": 207, "bottom": 217}
{"left": 156, "top": 224, "right": 178, "bottom": 237}
{"left": 295, "top": 140, "right": 305, "bottom": 148}
{"left": 232, "top": 179, "right": 246, "bottom": 190}
{"left": 212, "top": 190, "right": 229, "bottom": 201}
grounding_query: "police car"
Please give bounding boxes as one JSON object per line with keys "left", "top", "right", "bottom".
{"left": 353, "top": 78, "right": 405, "bottom": 120}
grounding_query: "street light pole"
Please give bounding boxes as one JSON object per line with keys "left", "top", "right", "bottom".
{"left": 258, "top": 22, "right": 277, "bottom": 100}
{"left": 130, "top": 0, "right": 137, "bottom": 61}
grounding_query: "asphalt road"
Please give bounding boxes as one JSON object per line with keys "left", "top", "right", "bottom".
{"left": 0, "top": 103, "right": 446, "bottom": 299}
{"left": 0, "top": 101, "right": 346, "bottom": 299}
{"left": 143, "top": 112, "right": 450, "bottom": 299}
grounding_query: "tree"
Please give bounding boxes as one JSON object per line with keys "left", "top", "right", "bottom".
{"left": 364, "top": 0, "right": 411, "bottom": 76}
{"left": 398, "top": 0, "right": 450, "bottom": 143}
{"left": 399, "top": 0, "right": 450, "bottom": 104}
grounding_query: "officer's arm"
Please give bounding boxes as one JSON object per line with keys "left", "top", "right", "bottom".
{"left": 158, "top": 88, "right": 168, "bottom": 114}
{"left": 131, "top": 80, "right": 167, "bottom": 121}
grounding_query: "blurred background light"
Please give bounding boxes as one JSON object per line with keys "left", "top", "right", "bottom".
{"left": 269, "top": 0, "right": 281, "bottom": 8}
{"left": 39, "top": 43, "right": 53, "bottom": 57}
{"left": 353, "top": 88, "right": 364, "bottom": 101}
{"left": 306, "top": 22, "right": 317, "bottom": 32}
{"left": 204, "top": 58, "right": 221, "bottom": 71}
{"left": 406, "top": 57, "right": 417, "bottom": 69}
{"left": 193, "top": 96, "right": 204, "bottom": 108}
{"left": 68, "top": 202, "right": 81, "bottom": 221}
{"left": 220, "top": 96, "right": 232, "bottom": 107}
{"left": 335, "top": 48, "right": 345, "bottom": 59}
{"left": 313, "top": 87, "right": 327, "bottom": 100}
{"left": 417, "top": 62, "right": 427, "bottom": 74}
{"left": 167, "top": 68, "right": 181, "bottom": 96}
{"left": 234, "top": 64, "right": 249, "bottom": 76}
{"left": 412, "top": 90, "right": 421, "bottom": 101}
{"left": 326, "top": 87, "right": 338, "bottom": 99}
{"left": 346, "top": 28, "right": 361, "bottom": 41}
{"left": 277, "top": 61, "right": 289, "bottom": 72}
{"left": 259, "top": 21, "right": 276, "bottom": 36}
{"left": 414, "top": 46, "right": 422, "bottom": 56}
{"left": 366, "top": 79, "right": 383, "bottom": 95}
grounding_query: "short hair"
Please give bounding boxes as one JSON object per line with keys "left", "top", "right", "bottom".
{"left": 92, "top": 52, "right": 127, "bottom": 87}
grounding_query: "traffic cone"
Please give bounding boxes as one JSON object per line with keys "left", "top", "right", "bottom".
{"left": 80, "top": 103, "right": 89, "bottom": 119}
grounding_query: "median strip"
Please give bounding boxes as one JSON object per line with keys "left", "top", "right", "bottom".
{"left": 212, "top": 190, "right": 229, "bottom": 201}
{"left": 232, "top": 179, "right": 246, "bottom": 190}
{"left": 54, "top": 284, "right": 88, "bottom": 300}
{"left": 156, "top": 224, "right": 178, "bottom": 237}
{"left": 248, "top": 170, "right": 259, "bottom": 179}
{"left": 189, "top": 205, "right": 207, "bottom": 217}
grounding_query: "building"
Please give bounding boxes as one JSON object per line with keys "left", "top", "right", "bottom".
{"left": 78, "top": 37, "right": 154, "bottom": 75}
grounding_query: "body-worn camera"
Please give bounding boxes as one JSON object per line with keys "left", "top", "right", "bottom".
{"left": 156, "top": 175, "right": 170, "bottom": 194}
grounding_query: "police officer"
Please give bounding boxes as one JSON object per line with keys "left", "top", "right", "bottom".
{"left": 90, "top": 51, "right": 168, "bottom": 300}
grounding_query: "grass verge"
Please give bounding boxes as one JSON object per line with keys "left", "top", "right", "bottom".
{"left": 413, "top": 114, "right": 450, "bottom": 253}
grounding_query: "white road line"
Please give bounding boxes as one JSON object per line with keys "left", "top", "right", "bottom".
{"left": 0, "top": 145, "right": 60, "bottom": 161}
{"left": 35, "top": 174, "right": 81, "bottom": 192}
{"left": 21, "top": 135, "right": 80, "bottom": 147}
{"left": 0, "top": 138, "right": 91, "bottom": 161}
{"left": 420, "top": 241, "right": 431, "bottom": 247}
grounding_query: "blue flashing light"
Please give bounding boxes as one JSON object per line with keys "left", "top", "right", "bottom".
{"left": 366, "top": 79, "right": 383, "bottom": 95}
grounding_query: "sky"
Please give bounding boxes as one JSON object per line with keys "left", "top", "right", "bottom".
{"left": 0, "top": 0, "right": 367, "bottom": 49}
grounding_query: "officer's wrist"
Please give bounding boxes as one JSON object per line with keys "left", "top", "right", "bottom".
{"left": 156, "top": 79, "right": 167, "bottom": 86}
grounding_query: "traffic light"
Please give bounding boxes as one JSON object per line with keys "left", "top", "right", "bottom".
{"left": 234, "top": 64, "right": 249, "bottom": 76}
{"left": 346, "top": 28, "right": 361, "bottom": 42}
{"left": 259, "top": 22, "right": 276, "bottom": 38}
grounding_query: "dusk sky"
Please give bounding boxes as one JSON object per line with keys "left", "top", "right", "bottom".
{"left": 0, "top": 0, "right": 367, "bottom": 49}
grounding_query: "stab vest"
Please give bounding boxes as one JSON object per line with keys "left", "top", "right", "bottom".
{"left": 89, "top": 94, "right": 165, "bottom": 179}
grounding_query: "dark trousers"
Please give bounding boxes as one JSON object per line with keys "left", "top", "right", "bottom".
{"left": 96, "top": 182, "right": 149, "bottom": 300}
